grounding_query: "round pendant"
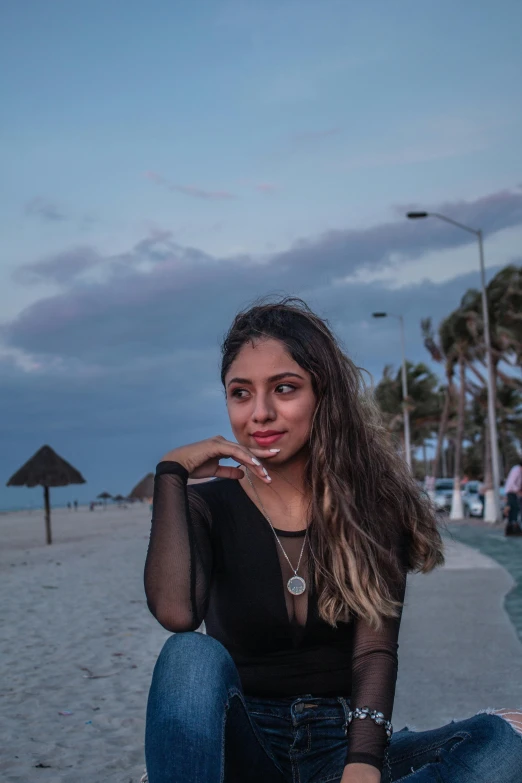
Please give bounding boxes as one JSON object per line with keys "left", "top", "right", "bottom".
{"left": 287, "top": 575, "right": 306, "bottom": 595}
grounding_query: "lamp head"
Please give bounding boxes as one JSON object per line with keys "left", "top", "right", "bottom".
{"left": 406, "top": 211, "right": 428, "bottom": 219}
{"left": 372, "top": 312, "right": 388, "bottom": 318}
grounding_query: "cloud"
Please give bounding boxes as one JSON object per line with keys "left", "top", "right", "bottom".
{"left": 12, "top": 230, "right": 208, "bottom": 288}
{"left": 3, "top": 187, "right": 520, "bottom": 508}
{"left": 24, "top": 197, "right": 66, "bottom": 222}
{"left": 14, "top": 247, "right": 102, "bottom": 286}
{"left": 146, "top": 172, "right": 277, "bottom": 199}
{"left": 399, "top": 189, "right": 522, "bottom": 235}
{"left": 4, "top": 188, "right": 522, "bottom": 371}
{"left": 0, "top": 266, "right": 506, "bottom": 491}
{"left": 23, "top": 198, "right": 100, "bottom": 231}
{"left": 234, "top": 178, "right": 279, "bottom": 194}
{"left": 253, "top": 182, "right": 278, "bottom": 194}
{"left": 0, "top": 345, "right": 233, "bottom": 508}
{"left": 145, "top": 171, "right": 237, "bottom": 201}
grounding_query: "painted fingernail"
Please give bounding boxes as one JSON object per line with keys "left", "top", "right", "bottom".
{"left": 269, "top": 449, "right": 280, "bottom": 452}
{"left": 252, "top": 457, "right": 261, "bottom": 466}
{"left": 263, "top": 468, "right": 271, "bottom": 480}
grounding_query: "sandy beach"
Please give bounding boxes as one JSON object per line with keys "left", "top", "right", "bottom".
{"left": 2, "top": 506, "right": 522, "bottom": 782}
{"left": 1, "top": 504, "right": 168, "bottom": 783}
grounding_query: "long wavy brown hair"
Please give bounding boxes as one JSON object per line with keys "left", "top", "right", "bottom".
{"left": 221, "top": 296, "right": 445, "bottom": 630}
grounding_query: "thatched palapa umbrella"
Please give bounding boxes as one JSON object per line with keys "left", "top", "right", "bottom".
{"left": 129, "top": 473, "right": 154, "bottom": 502}
{"left": 97, "top": 491, "right": 112, "bottom": 507}
{"left": 6, "top": 445, "right": 86, "bottom": 545}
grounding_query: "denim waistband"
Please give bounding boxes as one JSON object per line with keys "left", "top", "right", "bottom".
{"left": 244, "top": 693, "right": 352, "bottom": 728}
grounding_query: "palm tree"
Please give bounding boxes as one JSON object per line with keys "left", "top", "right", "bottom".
{"left": 421, "top": 317, "right": 456, "bottom": 478}
{"left": 458, "top": 267, "right": 522, "bottom": 517}
{"left": 423, "top": 285, "right": 515, "bottom": 518}
{"left": 496, "top": 382, "right": 522, "bottom": 474}
{"left": 374, "top": 361, "right": 442, "bottom": 469}
{"left": 487, "top": 265, "right": 522, "bottom": 368}
{"left": 438, "top": 307, "right": 478, "bottom": 518}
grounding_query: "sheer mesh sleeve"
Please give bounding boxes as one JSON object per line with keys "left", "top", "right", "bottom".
{"left": 144, "top": 461, "right": 213, "bottom": 632}
{"left": 344, "top": 570, "right": 407, "bottom": 771}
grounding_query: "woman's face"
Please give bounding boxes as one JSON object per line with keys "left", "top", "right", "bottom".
{"left": 225, "top": 338, "right": 316, "bottom": 462}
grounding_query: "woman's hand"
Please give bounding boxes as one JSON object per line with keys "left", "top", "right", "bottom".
{"left": 341, "top": 763, "right": 381, "bottom": 783}
{"left": 160, "top": 435, "right": 278, "bottom": 484}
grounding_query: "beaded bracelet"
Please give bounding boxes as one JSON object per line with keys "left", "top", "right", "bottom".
{"left": 347, "top": 706, "right": 393, "bottom": 740}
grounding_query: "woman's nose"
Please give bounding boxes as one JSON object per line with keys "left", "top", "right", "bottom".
{"left": 252, "top": 395, "right": 275, "bottom": 422}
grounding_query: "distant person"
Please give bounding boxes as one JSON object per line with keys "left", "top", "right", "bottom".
{"left": 477, "top": 475, "right": 485, "bottom": 518}
{"left": 73, "top": 499, "right": 78, "bottom": 510}
{"left": 144, "top": 297, "right": 522, "bottom": 783}
{"left": 504, "top": 458, "right": 522, "bottom": 536}
{"left": 67, "top": 501, "right": 72, "bottom": 510}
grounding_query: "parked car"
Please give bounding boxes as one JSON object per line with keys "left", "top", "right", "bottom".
{"left": 433, "top": 477, "right": 506, "bottom": 518}
{"left": 433, "top": 478, "right": 454, "bottom": 512}
{"left": 435, "top": 478, "right": 483, "bottom": 517}
{"left": 462, "top": 480, "right": 483, "bottom": 517}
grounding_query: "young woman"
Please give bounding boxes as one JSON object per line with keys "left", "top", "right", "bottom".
{"left": 144, "top": 298, "right": 522, "bottom": 782}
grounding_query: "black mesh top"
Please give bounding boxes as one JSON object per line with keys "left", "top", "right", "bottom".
{"left": 144, "top": 461, "right": 408, "bottom": 772}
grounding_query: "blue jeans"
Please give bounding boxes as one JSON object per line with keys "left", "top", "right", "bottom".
{"left": 507, "top": 493, "right": 521, "bottom": 525}
{"left": 145, "top": 633, "right": 522, "bottom": 782}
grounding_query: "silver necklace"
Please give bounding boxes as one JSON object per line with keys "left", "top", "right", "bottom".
{"left": 269, "top": 467, "right": 309, "bottom": 496}
{"left": 245, "top": 468, "right": 308, "bottom": 596}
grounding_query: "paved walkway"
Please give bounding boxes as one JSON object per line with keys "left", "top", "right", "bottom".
{"left": 393, "top": 535, "right": 522, "bottom": 730}
{"left": 447, "top": 522, "right": 522, "bottom": 645}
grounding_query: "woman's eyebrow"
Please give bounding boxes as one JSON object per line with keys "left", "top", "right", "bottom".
{"left": 226, "top": 372, "right": 304, "bottom": 388}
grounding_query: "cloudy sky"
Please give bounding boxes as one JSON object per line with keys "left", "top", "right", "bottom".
{"left": 2, "top": 0, "right": 522, "bottom": 509}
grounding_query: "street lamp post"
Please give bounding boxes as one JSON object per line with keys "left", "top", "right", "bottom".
{"left": 372, "top": 312, "right": 411, "bottom": 469}
{"left": 406, "top": 211, "right": 501, "bottom": 523}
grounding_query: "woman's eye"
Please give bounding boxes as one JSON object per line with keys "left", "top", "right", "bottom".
{"left": 230, "top": 384, "right": 296, "bottom": 398}
{"left": 276, "top": 384, "right": 296, "bottom": 393}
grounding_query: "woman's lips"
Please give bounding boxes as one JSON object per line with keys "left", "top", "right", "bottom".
{"left": 252, "top": 432, "right": 285, "bottom": 446}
